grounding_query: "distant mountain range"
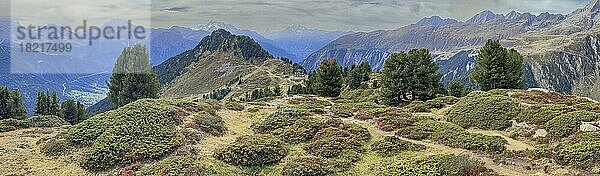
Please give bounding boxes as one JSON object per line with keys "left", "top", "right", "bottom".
{"left": 415, "top": 16, "right": 459, "bottom": 26}
{"left": 303, "top": 0, "right": 600, "bottom": 100}
{"left": 0, "top": 19, "right": 343, "bottom": 113}
{"left": 264, "top": 25, "right": 351, "bottom": 63}
{"left": 302, "top": 10, "right": 566, "bottom": 71}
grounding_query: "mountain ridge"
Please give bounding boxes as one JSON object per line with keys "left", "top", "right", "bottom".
{"left": 154, "top": 29, "right": 297, "bottom": 99}
{"left": 302, "top": 0, "right": 600, "bottom": 100}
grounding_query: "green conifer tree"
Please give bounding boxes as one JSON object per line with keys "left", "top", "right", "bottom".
{"left": 0, "top": 87, "right": 11, "bottom": 119}
{"left": 381, "top": 49, "right": 442, "bottom": 106}
{"left": 274, "top": 86, "right": 282, "bottom": 96}
{"left": 108, "top": 45, "right": 160, "bottom": 107}
{"left": 49, "top": 91, "right": 60, "bottom": 116}
{"left": 60, "top": 99, "right": 86, "bottom": 125}
{"left": 471, "top": 39, "right": 524, "bottom": 91}
{"left": 9, "top": 89, "right": 27, "bottom": 119}
{"left": 35, "top": 91, "right": 48, "bottom": 115}
{"left": 315, "top": 60, "right": 342, "bottom": 97}
{"left": 447, "top": 81, "right": 468, "bottom": 97}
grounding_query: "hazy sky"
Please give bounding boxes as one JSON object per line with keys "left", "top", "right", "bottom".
{"left": 8, "top": 0, "right": 592, "bottom": 32}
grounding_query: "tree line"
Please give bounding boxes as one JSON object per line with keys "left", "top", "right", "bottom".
{"left": 102, "top": 40, "right": 523, "bottom": 110}
{"left": 289, "top": 39, "right": 523, "bottom": 106}
{"left": 0, "top": 87, "right": 86, "bottom": 125}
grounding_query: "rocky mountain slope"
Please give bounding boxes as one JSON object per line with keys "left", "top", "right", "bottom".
{"left": 302, "top": 10, "right": 565, "bottom": 71}
{"left": 302, "top": 0, "right": 600, "bottom": 100}
{"left": 415, "top": 16, "right": 459, "bottom": 26}
{"left": 154, "top": 29, "right": 298, "bottom": 99}
{"left": 498, "top": 0, "right": 600, "bottom": 99}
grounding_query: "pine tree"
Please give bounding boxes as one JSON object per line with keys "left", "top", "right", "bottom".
{"left": 315, "top": 60, "right": 342, "bottom": 97}
{"left": 357, "top": 61, "right": 372, "bottom": 82}
{"left": 34, "top": 91, "right": 60, "bottom": 116}
{"left": 9, "top": 89, "right": 27, "bottom": 118}
{"left": 348, "top": 65, "right": 361, "bottom": 90}
{"left": 471, "top": 39, "right": 524, "bottom": 91}
{"left": 60, "top": 99, "right": 86, "bottom": 125}
{"left": 447, "top": 81, "right": 468, "bottom": 97}
{"left": 35, "top": 91, "right": 48, "bottom": 115}
{"left": 0, "top": 87, "right": 11, "bottom": 119}
{"left": 108, "top": 45, "right": 160, "bottom": 107}
{"left": 381, "top": 49, "right": 442, "bottom": 106}
{"left": 274, "top": 86, "right": 282, "bottom": 96}
{"left": 49, "top": 91, "right": 60, "bottom": 116}
{"left": 305, "top": 72, "right": 317, "bottom": 94}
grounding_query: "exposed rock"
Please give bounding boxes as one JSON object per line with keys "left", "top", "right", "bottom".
{"left": 533, "top": 129, "right": 548, "bottom": 138}
{"left": 466, "top": 10, "right": 505, "bottom": 24}
{"left": 415, "top": 16, "right": 459, "bottom": 26}
{"left": 527, "top": 88, "right": 550, "bottom": 93}
{"left": 302, "top": 0, "right": 600, "bottom": 100}
{"left": 15, "top": 141, "right": 30, "bottom": 149}
{"left": 580, "top": 122, "right": 600, "bottom": 132}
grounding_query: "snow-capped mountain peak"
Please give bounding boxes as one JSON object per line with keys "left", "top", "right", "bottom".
{"left": 192, "top": 21, "right": 237, "bottom": 32}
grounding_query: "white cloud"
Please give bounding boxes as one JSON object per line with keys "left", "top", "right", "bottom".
{"left": 8, "top": 0, "right": 592, "bottom": 32}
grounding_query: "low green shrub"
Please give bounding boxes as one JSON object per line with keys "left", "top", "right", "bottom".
{"left": 167, "top": 99, "right": 217, "bottom": 115}
{"left": 0, "top": 124, "right": 16, "bottom": 132}
{"left": 397, "top": 120, "right": 465, "bottom": 140}
{"left": 332, "top": 106, "right": 354, "bottom": 118}
{"left": 339, "top": 89, "right": 380, "bottom": 102}
{"left": 396, "top": 126, "right": 430, "bottom": 140}
{"left": 396, "top": 120, "right": 506, "bottom": 153}
{"left": 371, "top": 136, "right": 425, "bottom": 156}
{"left": 405, "top": 101, "right": 430, "bottom": 113}
{"left": 273, "top": 118, "right": 323, "bottom": 143}
{"left": 288, "top": 97, "right": 331, "bottom": 107}
{"left": 224, "top": 101, "right": 245, "bottom": 111}
{"left": 0, "top": 118, "right": 23, "bottom": 128}
{"left": 321, "top": 118, "right": 344, "bottom": 129}
{"left": 40, "top": 138, "right": 71, "bottom": 156}
{"left": 272, "top": 108, "right": 311, "bottom": 118}
{"left": 447, "top": 94, "right": 520, "bottom": 130}
{"left": 424, "top": 99, "right": 445, "bottom": 109}
{"left": 556, "top": 132, "right": 600, "bottom": 168}
{"left": 545, "top": 111, "right": 600, "bottom": 138}
{"left": 24, "top": 115, "right": 69, "bottom": 128}
{"left": 282, "top": 156, "right": 327, "bottom": 176}
{"left": 573, "top": 102, "right": 600, "bottom": 112}
{"left": 141, "top": 156, "right": 245, "bottom": 175}
{"left": 376, "top": 113, "right": 417, "bottom": 132}
{"left": 432, "top": 96, "right": 460, "bottom": 105}
{"left": 323, "top": 150, "right": 363, "bottom": 173}
{"left": 341, "top": 123, "right": 371, "bottom": 142}
{"left": 432, "top": 132, "right": 507, "bottom": 153}
{"left": 355, "top": 107, "right": 406, "bottom": 121}
{"left": 377, "top": 154, "right": 497, "bottom": 176}
{"left": 247, "top": 107, "right": 260, "bottom": 113}
{"left": 513, "top": 90, "right": 591, "bottom": 105}
{"left": 515, "top": 105, "right": 561, "bottom": 125}
{"left": 306, "top": 127, "right": 365, "bottom": 158}
{"left": 191, "top": 112, "right": 226, "bottom": 136}
{"left": 214, "top": 135, "right": 288, "bottom": 166}
{"left": 0, "top": 116, "right": 68, "bottom": 132}
{"left": 81, "top": 124, "right": 184, "bottom": 171}
{"left": 414, "top": 120, "right": 465, "bottom": 134}
{"left": 252, "top": 114, "right": 294, "bottom": 134}
{"left": 64, "top": 99, "right": 186, "bottom": 171}
{"left": 288, "top": 97, "right": 331, "bottom": 110}
{"left": 435, "top": 154, "right": 497, "bottom": 176}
